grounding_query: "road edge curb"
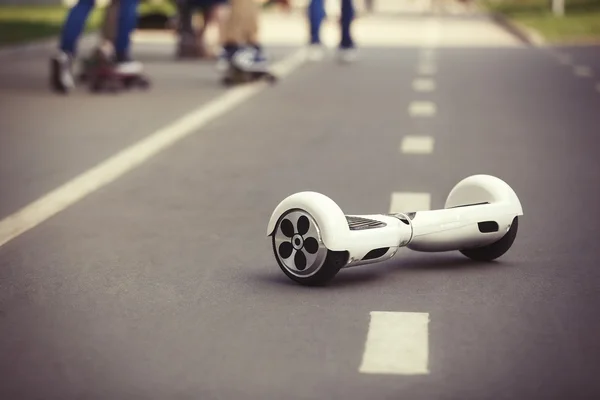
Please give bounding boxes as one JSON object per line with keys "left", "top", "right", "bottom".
{"left": 490, "top": 12, "right": 546, "bottom": 47}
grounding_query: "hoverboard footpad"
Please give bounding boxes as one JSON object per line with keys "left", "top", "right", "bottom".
{"left": 345, "top": 216, "right": 387, "bottom": 230}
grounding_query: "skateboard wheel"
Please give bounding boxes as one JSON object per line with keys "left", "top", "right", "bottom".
{"left": 90, "top": 79, "right": 103, "bottom": 92}
{"left": 100, "top": 77, "right": 121, "bottom": 94}
{"left": 138, "top": 78, "right": 150, "bottom": 90}
{"left": 123, "top": 77, "right": 135, "bottom": 89}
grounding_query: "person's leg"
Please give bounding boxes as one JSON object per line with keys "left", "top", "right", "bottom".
{"left": 244, "top": 0, "right": 260, "bottom": 47}
{"left": 340, "top": 0, "right": 355, "bottom": 49}
{"left": 201, "top": 0, "right": 229, "bottom": 58}
{"left": 193, "top": 3, "right": 212, "bottom": 57}
{"left": 101, "top": 0, "right": 120, "bottom": 44}
{"left": 212, "top": 0, "right": 231, "bottom": 48}
{"left": 59, "top": 0, "right": 96, "bottom": 55}
{"left": 244, "top": 0, "right": 269, "bottom": 67}
{"left": 114, "top": 0, "right": 139, "bottom": 62}
{"left": 211, "top": 0, "right": 232, "bottom": 70}
{"left": 51, "top": 0, "right": 96, "bottom": 93}
{"left": 306, "top": 0, "right": 326, "bottom": 60}
{"left": 176, "top": 0, "right": 209, "bottom": 58}
{"left": 177, "top": 0, "right": 195, "bottom": 35}
{"left": 221, "top": 0, "right": 268, "bottom": 73}
{"left": 307, "top": 0, "right": 325, "bottom": 45}
{"left": 338, "top": 0, "right": 357, "bottom": 62}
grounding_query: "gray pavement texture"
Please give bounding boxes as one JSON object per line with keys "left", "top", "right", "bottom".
{"left": 0, "top": 41, "right": 294, "bottom": 220}
{"left": 552, "top": 44, "right": 600, "bottom": 74}
{"left": 1, "top": 10, "right": 600, "bottom": 400}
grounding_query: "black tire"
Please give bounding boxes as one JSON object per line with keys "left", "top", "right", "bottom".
{"left": 272, "top": 235, "right": 348, "bottom": 286}
{"left": 460, "top": 216, "right": 519, "bottom": 261}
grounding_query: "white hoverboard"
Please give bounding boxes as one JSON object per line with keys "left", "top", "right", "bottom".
{"left": 266, "top": 175, "right": 523, "bottom": 286}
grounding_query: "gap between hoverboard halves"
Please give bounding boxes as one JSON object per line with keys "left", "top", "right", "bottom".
{"left": 221, "top": 67, "right": 278, "bottom": 87}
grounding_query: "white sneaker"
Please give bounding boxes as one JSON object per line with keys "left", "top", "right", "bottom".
{"left": 50, "top": 51, "right": 75, "bottom": 93}
{"left": 115, "top": 60, "right": 143, "bottom": 75}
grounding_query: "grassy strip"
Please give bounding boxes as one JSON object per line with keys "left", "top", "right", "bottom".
{"left": 482, "top": 0, "right": 600, "bottom": 43}
{"left": 0, "top": 1, "right": 176, "bottom": 47}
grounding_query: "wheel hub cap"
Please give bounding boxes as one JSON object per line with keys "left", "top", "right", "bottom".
{"left": 273, "top": 210, "right": 328, "bottom": 277}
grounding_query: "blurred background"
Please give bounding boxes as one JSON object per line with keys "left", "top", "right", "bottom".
{"left": 0, "top": 0, "right": 599, "bottom": 49}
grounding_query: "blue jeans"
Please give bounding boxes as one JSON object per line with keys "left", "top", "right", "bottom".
{"left": 308, "top": 0, "right": 355, "bottom": 48}
{"left": 60, "top": 0, "right": 139, "bottom": 61}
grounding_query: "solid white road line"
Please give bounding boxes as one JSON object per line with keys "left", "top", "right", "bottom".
{"left": 413, "top": 78, "right": 436, "bottom": 92}
{"left": 574, "top": 65, "right": 593, "bottom": 77}
{"left": 390, "top": 192, "right": 431, "bottom": 213}
{"left": 0, "top": 48, "right": 308, "bottom": 249}
{"left": 359, "top": 311, "right": 430, "bottom": 375}
{"left": 409, "top": 101, "right": 437, "bottom": 117}
{"left": 400, "top": 136, "right": 434, "bottom": 154}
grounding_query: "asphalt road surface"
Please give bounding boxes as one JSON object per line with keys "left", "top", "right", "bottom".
{"left": 1, "top": 5, "right": 599, "bottom": 400}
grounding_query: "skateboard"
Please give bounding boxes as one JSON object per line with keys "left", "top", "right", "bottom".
{"left": 77, "top": 46, "right": 151, "bottom": 93}
{"left": 221, "top": 67, "right": 277, "bottom": 86}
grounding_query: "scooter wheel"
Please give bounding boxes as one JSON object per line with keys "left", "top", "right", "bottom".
{"left": 460, "top": 216, "right": 519, "bottom": 261}
{"left": 272, "top": 209, "right": 348, "bottom": 286}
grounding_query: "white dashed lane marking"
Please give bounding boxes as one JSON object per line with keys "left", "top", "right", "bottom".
{"left": 413, "top": 78, "right": 436, "bottom": 92}
{"left": 400, "top": 136, "right": 435, "bottom": 154}
{"left": 359, "top": 311, "right": 430, "bottom": 375}
{"left": 409, "top": 101, "right": 437, "bottom": 117}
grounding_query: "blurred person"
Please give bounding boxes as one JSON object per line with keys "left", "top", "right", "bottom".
{"left": 307, "top": 0, "right": 357, "bottom": 62}
{"left": 176, "top": 0, "right": 230, "bottom": 59}
{"left": 217, "top": 0, "right": 270, "bottom": 73}
{"left": 262, "top": 0, "right": 291, "bottom": 11}
{"left": 50, "top": 0, "right": 141, "bottom": 93}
